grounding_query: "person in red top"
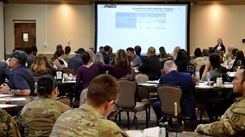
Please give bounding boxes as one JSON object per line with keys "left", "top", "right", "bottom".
{"left": 113, "top": 49, "right": 131, "bottom": 79}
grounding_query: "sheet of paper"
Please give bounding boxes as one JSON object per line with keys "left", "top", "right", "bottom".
{"left": 0, "top": 104, "right": 18, "bottom": 108}
{"left": 143, "top": 127, "right": 159, "bottom": 137}
{"left": 135, "top": 133, "right": 144, "bottom": 137}
{"left": 0, "top": 94, "right": 13, "bottom": 97}
{"left": 0, "top": 98, "right": 26, "bottom": 101}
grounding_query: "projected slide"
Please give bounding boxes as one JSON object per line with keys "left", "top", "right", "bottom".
{"left": 96, "top": 4, "right": 188, "bottom": 55}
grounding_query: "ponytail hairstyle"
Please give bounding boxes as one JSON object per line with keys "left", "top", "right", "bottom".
{"left": 37, "top": 74, "right": 57, "bottom": 96}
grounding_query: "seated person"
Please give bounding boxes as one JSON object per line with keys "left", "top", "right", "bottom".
{"left": 50, "top": 74, "right": 128, "bottom": 137}
{"left": 195, "top": 68, "right": 245, "bottom": 136}
{"left": 52, "top": 49, "right": 67, "bottom": 69}
{"left": 153, "top": 60, "right": 196, "bottom": 120}
{"left": 0, "top": 50, "right": 35, "bottom": 96}
{"left": 190, "top": 48, "right": 209, "bottom": 73}
{"left": 126, "top": 47, "right": 142, "bottom": 68}
{"left": 29, "top": 54, "right": 56, "bottom": 77}
{"left": 0, "top": 61, "right": 11, "bottom": 84}
{"left": 17, "top": 74, "right": 70, "bottom": 136}
{"left": 174, "top": 49, "right": 190, "bottom": 73}
{"left": 68, "top": 48, "right": 84, "bottom": 71}
{"left": 139, "top": 47, "right": 162, "bottom": 80}
{"left": 0, "top": 108, "right": 21, "bottom": 137}
{"left": 73, "top": 52, "right": 113, "bottom": 104}
{"left": 201, "top": 53, "right": 230, "bottom": 82}
{"left": 113, "top": 49, "right": 131, "bottom": 79}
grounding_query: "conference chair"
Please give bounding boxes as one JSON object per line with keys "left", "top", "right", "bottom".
{"left": 114, "top": 80, "right": 148, "bottom": 129}
{"left": 135, "top": 74, "right": 157, "bottom": 121}
{"left": 56, "top": 96, "right": 70, "bottom": 107}
{"left": 158, "top": 85, "right": 195, "bottom": 131}
{"left": 79, "top": 88, "right": 88, "bottom": 106}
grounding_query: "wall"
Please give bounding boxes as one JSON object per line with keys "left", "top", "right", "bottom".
{"left": 4, "top": 3, "right": 245, "bottom": 57}
{"left": 0, "top": 2, "right": 4, "bottom": 60}
{"left": 5, "top": 3, "right": 94, "bottom": 56}
{"left": 190, "top": 4, "right": 245, "bottom": 55}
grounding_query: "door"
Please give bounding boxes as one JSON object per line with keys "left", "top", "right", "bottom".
{"left": 14, "top": 22, "right": 36, "bottom": 50}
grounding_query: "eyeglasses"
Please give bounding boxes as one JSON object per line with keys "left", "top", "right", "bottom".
{"left": 108, "top": 100, "right": 119, "bottom": 112}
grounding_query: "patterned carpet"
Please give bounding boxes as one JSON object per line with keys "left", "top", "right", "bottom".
{"left": 109, "top": 106, "right": 212, "bottom": 131}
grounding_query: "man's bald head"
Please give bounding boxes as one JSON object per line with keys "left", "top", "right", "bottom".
{"left": 87, "top": 49, "right": 94, "bottom": 59}
{"left": 228, "top": 45, "right": 235, "bottom": 52}
{"left": 147, "top": 47, "right": 156, "bottom": 57}
{"left": 164, "top": 60, "right": 177, "bottom": 74}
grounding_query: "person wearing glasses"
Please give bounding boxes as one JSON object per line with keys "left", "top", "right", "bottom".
{"left": 0, "top": 50, "right": 35, "bottom": 96}
{"left": 50, "top": 74, "right": 128, "bottom": 137}
{"left": 17, "top": 74, "right": 70, "bottom": 137}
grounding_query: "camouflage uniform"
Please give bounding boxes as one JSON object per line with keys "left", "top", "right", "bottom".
{"left": 0, "top": 108, "right": 21, "bottom": 137}
{"left": 17, "top": 96, "right": 70, "bottom": 137}
{"left": 50, "top": 104, "right": 128, "bottom": 137}
{"left": 196, "top": 96, "right": 245, "bottom": 137}
{"left": 190, "top": 56, "right": 208, "bottom": 73}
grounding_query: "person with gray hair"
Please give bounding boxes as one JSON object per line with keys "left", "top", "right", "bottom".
{"left": 153, "top": 60, "right": 196, "bottom": 120}
{"left": 92, "top": 53, "right": 104, "bottom": 64}
{"left": 138, "top": 47, "right": 162, "bottom": 80}
{"left": 225, "top": 45, "right": 235, "bottom": 60}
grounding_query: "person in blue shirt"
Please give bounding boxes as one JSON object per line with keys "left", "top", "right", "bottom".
{"left": 101, "top": 45, "right": 110, "bottom": 64}
{"left": 0, "top": 50, "right": 35, "bottom": 96}
{"left": 0, "top": 61, "right": 11, "bottom": 84}
{"left": 68, "top": 48, "right": 85, "bottom": 71}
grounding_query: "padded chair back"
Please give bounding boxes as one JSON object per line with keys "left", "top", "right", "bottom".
{"left": 123, "top": 69, "right": 135, "bottom": 81}
{"left": 186, "top": 65, "right": 195, "bottom": 73}
{"left": 117, "top": 80, "right": 137, "bottom": 108}
{"left": 56, "top": 96, "right": 70, "bottom": 106}
{"left": 157, "top": 85, "right": 182, "bottom": 115}
{"left": 135, "top": 74, "right": 149, "bottom": 83}
{"left": 63, "top": 68, "right": 76, "bottom": 75}
{"left": 80, "top": 88, "right": 88, "bottom": 106}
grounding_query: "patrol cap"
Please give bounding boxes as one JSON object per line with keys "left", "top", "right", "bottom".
{"left": 10, "top": 50, "right": 27, "bottom": 63}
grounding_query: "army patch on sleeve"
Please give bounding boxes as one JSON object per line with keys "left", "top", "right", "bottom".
{"left": 231, "top": 113, "right": 240, "bottom": 122}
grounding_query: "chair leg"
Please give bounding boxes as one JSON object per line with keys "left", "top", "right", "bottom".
{"left": 114, "top": 111, "right": 120, "bottom": 122}
{"left": 119, "top": 111, "right": 121, "bottom": 122}
{"left": 133, "top": 112, "right": 136, "bottom": 123}
{"left": 145, "top": 109, "right": 149, "bottom": 128}
{"left": 134, "top": 112, "right": 138, "bottom": 130}
{"left": 181, "top": 120, "right": 185, "bottom": 131}
{"left": 148, "top": 105, "right": 151, "bottom": 121}
{"left": 127, "top": 111, "right": 130, "bottom": 130}
{"left": 168, "top": 118, "right": 172, "bottom": 128}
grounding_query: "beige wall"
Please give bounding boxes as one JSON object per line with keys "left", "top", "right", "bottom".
{"left": 190, "top": 4, "right": 245, "bottom": 55}
{"left": 4, "top": 3, "right": 245, "bottom": 57}
{"left": 5, "top": 3, "right": 94, "bottom": 56}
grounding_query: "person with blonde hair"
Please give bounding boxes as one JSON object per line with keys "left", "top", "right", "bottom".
{"left": 29, "top": 54, "right": 56, "bottom": 77}
{"left": 173, "top": 46, "right": 181, "bottom": 60}
{"left": 113, "top": 49, "right": 131, "bottom": 79}
{"left": 214, "top": 38, "right": 226, "bottom": 53}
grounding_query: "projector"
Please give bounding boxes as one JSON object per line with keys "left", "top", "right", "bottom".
{"left": 104, "top": 4, "right": 117, "bottom": 8}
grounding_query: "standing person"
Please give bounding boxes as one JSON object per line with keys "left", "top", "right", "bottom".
{"left": 0, "top": 61, "right": 11, "bottom": 84}
{"left": 101, "top": 45, "right": 110, "bottom": 64}
{"left": 195, "top": 68, "right": 245, "bottom": 136}
{"left": 214, "top": 38, "right": 226, "bottom": 53}
{"left": 139, "top": 47, "right": 162, "bottom": 80}
{"left": 25, "top": 47, "right": 35, "bottom": 68}
{"left": 126, "top": 47, "right": 142, "bottom": 68}
{"left": 113, "top": 49, "right": 131, "bottom": 79}
{"left": 0, "top": 50, "right": 35, "bottom": 96}
{"left": 17, "top": 74, "right": 70, "bottom": 136}
{"left": 73, "top": 52, "right": 114, "bottom": 104}
{"left": 64, "top": 46, "right": 73, "bottom": 63}
{"left": 50, "top": 74, "right": 128, "bottom": 137}
{"left": 134, "top": 45, "right": 145, "bottom": 63}
{"left": 68, "top": 48, "right": 85, "bottom": 71}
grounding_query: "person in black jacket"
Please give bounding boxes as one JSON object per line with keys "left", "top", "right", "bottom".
{"left": 214, "top": 38, "right": 226, "bottom": 53}
{"left": 174, "top": 49, "right": 190, "bottom": 73}
{"left": 138, "top": 47, "right": 162, "bottom": 80}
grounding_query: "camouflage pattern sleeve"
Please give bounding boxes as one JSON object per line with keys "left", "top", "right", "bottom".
{"left": 99, "top": 121, "right": 129, "bottom": 137}
{"left": 0, "top": 109, "right": 21, "bottom": 137}
{"left": 197, "top": 101, "right": 245, "bottom": 137}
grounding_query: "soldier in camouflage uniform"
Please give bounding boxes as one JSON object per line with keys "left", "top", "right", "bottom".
{"left": 190, "top": 49, "right": 209, "bottom": 73}
{"left": 195, "top": 68, "right": 245, "bottom": 136}
{"left": 0, "top": 108, "right": 21, "bottom": 137}
{"left": 50, "top": 74, "right": 128, "bottom": 137}
{"left": 17, "top": 74, "right": 70, "bottom": 136}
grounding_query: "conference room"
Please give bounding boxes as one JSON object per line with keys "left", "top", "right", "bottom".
{"left": 0, "top": 0, "right": 245, "bottom": 136}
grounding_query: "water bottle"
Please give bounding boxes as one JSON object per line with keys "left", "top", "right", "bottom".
{"left": 159, "top": 122, "right": 166, "bottom": 137}
{"left": 207, "top": 72, "right": 210, "bottom": 85}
